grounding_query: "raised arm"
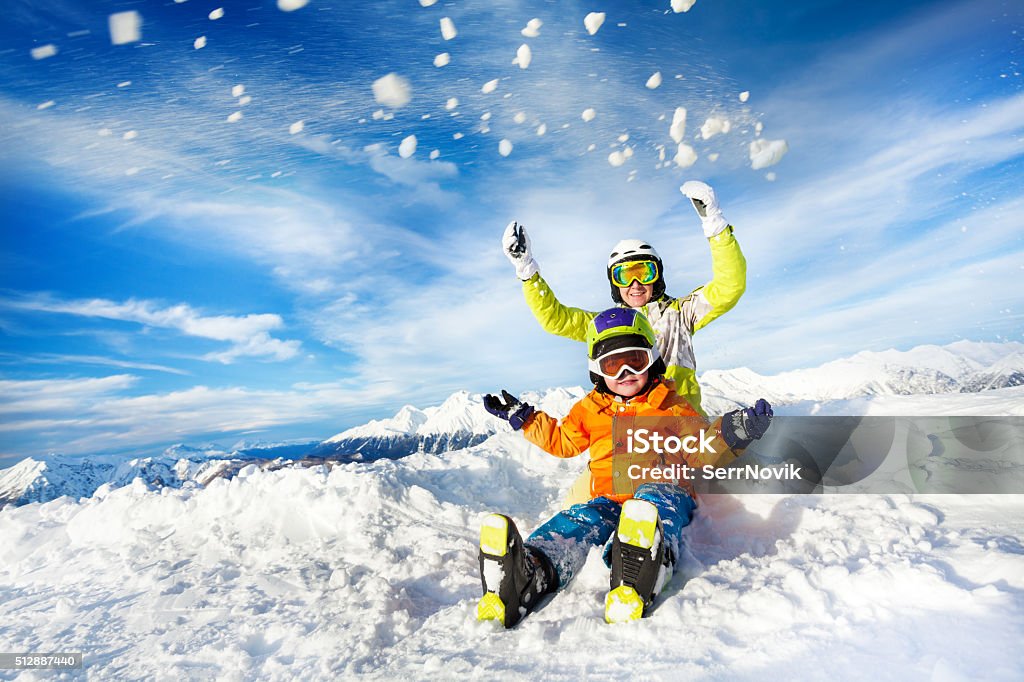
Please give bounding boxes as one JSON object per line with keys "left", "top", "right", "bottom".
{"left": 676, "top": 182, "right": 747, "bottom": 333}
{"left": 502, "top": 221, "right": 595, "bottom": 342}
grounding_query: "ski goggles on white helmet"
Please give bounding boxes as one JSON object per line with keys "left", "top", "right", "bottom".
{"left": 610, "top": 260, "right": 659, "bottom": 287}
{"left": 588, "top": 346, "right": 659, "bottom": 380}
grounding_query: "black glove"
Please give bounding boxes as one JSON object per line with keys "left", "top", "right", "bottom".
{"left": 722, "top": 398, "right": 773, "bottom": 450}
{"left": 483, "top": 390, "right": 535, "bottom": 431}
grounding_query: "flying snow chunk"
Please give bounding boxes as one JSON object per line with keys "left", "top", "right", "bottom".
{"left": 227, "top": 111, "right": 243, "bottom": 123}
{"left": 708, "top": 152, "right": 720, "bottom": 162}
{"left": 440, "top": 17, "right": 457, "bottom": 40}
{"left": 31, "top": 44, "right": 58, "bottom": 60}
{"left": 499, "top": 139, "right": 513, "bottom": 157}
{"left": 429, "top": 149, "right": 440, "bottom": 160}
{"left": 399, "top": 135, "right": 418, "bottom": 159}
{"left": 453, "top": 132, "right": 464, "bottom": 140}
{"left": 445, "top": 97, "right": 458, "bottom": 110}
{"left": 584, "top": 12, "right": 606, "bottom": 36}
{"left": 108, "top": 11, "right": 142, "bottom": 45}
{"left": 37, "top": 100, "right": 56, "bottom": 110}
{"left": 482, "top": 79, "right": 499, "bottom": 94}
{"left": 372, "top": 73, "right": 412, "bottom": 108}
{"left": 513, "top": 111, "right": 527, "bottom": 124}
{"left": 674, "top": 143, "right": 697, "bottom": 168}
{"left": 238, "top": 95, "right": 251, "bottom": 105}
{"left": 608, "top": 150, "right": 627, "bottom": 167}
{"left": 232, "top": 84, "right": 245, "bottom": 97}
{"left": 765, "top": 172, "right": 777, "bottom": 181}
{"left": 581, "top": 108, "right": 596, "bottom": 122}
{"left": 289, "top": 120, "right": 304, "bottom": 134}
{"left": 671, "top": 0, "right": 697, "bottom": 12}
{"left": 209, "top": 8, "right": 224, "bottom": 20}
{"left": 514, "top": 44, "right": 532, "bottom": 69}
{"left": 646, "top": 72, "right": 662, "bottom": 89}
{"left": 536, "top": 123, "right": 547, "bottom": 136}
{"left": 194, "top": 36, "right": 207, "bottom": 49}
{"left": 117, "top": 81, "right": 131, "bottom": 88}
{"left": 419, "top": 0, "right": 438, "bottom": 6}
{"left": 700, "top": 117, "right": 731, "bottom": 139}
{"left": 277, "top": 0, "right": 310, "bottom": 11}
{"left": 434, "top": 53, "right": 450, "bottom": 67}
{"left": 749, "top": 138, "right": 789, "bottom": 169}
{"left": 670, "top": 107, "right": 687, "bottom": 143}
{"left": 739, "top": 90, "right": 750, "bottom": 102}
{"left": 522, "top": 18, "right": 542, "bottom": 38}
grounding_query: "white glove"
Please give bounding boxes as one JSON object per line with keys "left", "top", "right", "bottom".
{"left": 680, "top": 180, "right": 730, "bottom": 239}
{"left": 501, "top": 221, "right": 539, "bottom": 280}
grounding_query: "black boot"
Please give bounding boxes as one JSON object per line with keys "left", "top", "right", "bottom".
{"left": 606, "top": 499, "right": 674, "bottom": 623}
{"left": 477, "top": 514, "right": 557, "bottom": 628}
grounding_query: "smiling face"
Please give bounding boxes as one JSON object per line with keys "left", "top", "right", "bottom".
{"left": 618, "top": 281, "right": 654, "bottom": 308}
{"left": 605, "top": 369, "right": 649, "bottom": 397}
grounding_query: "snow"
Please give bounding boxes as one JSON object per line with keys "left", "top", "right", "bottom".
{"left": 581, "top": 108, "right": 596, "bottom": 122}
{"left": 440, "top": 17, "right": 457, "bottom": 41}
{"left": 482, "top": 79, "right": 499, "bottom": 94}
{"left": 646, "top": 72, "right": 662, "bottom": 89}
{"left": 670, "top": 107, "right": 687, "bottom": 143}
{"left": 514, "top": 44, "right": 532, "bottom": 69}
{"left": 536, "top": 123, "right": 547, "bottom": 136}
{"left": 749, "top": 138, "right": 790, "bottom": 169}
{"left": 673, "top": 143, "right": 697, "bottom": 168}
{"left": 513, "top": 111, "right": 527, "bottom": 124}
{"left": 37, "top": 100, "right": 55, "bottom": 110}
{"left": 433, "top": 52, "right": 450, "bottom": 67}
{"left": 288, "top": 120, "right": 304, "bottom": 135}
{"left": 108, "top": 11, "right": 142, "bottom": 46}
{"left": 209, "top": 8, "right": 224, "bottom": 21}
{"left": 277, "top": 0, "right": 309, "bottom": 11}
{"left": 239, "top": 95, "right": 252, "bottom": 105}
{"left": 372, "top": 73, "right": 412, "bottom": 108}
{"left": 231, "top": 84, "right": 245, "bottom": 97}
{"left": 671, "top": 0, "right": 697, "bottom": 12}
{"left": 30, "top": 44, "right": 58, "bottom": 60}
{"left": 498, "top": 139, "right": 513, "bottom": 157}
{"left": 429, "top": 150, "right": 440, "bottom": 160}
{"left": 226, "top": 111, "right": 243, "bottom": 123}
{"left": 399, "top": 135, "right": 418, "bottom": 159}
{"left": 608, "top": 150, "right": 628, "bottom": 167}
{"left": 584, "top": 12, "right": 606, "bottom": 36}
{"left": 445, "top": 97, "right": 458, "bottom": 110}
{"left": 700, "top": 116, "right": 731, "bottom": 139}
{"left": 522, "top": 19, "right": 543, "bottom": 38}
{"left": 193, "top": 36, "right": 207, "bottom": 50}
{"left": 740, "top": 90, "right": 750, "bottom": 102}
{"left": 117, "top": 81, "right": 131, "bottom": 88}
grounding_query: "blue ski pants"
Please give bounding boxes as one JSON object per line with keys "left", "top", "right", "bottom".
{"left": 524, "top": 483, "right": 696, "bottom": 589}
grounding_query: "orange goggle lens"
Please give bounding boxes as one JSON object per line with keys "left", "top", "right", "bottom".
{"left": 611, "top": 260, "right": 658, "bottom": 287}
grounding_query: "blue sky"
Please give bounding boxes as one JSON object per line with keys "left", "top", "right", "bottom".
{"left": 1, "top": 0, "right": 1022, "bottom": 461}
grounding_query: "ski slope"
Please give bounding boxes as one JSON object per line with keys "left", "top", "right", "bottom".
{"left": 2, "top": 389, "right": 1024, "bottom": 680}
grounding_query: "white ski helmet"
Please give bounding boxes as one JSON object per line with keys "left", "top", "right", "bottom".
{"left": 606, "top": 239, "right": 666, "bottom": 303}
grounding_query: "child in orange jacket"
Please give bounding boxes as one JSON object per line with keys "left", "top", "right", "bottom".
{"left": 479, "top": 307, "right": 772, "bottom": 626}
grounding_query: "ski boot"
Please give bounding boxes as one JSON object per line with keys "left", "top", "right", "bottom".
{"left": 477, "top": 513, "right": 556, "bottom": 628}
{"left": 605, "top": 498, "right": 674, "bottom": 624}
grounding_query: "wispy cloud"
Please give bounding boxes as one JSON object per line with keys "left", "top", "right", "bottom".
{"left": 0, "top": 352, "right": 189, "bottom": 375}
{"left": 1, "top": 294, "right": 301, "bottom": 363}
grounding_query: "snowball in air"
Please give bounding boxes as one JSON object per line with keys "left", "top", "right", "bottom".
{"left": 513, "top": 112, "right": 527, "bottom": 124}
{"left": 700, "top": 117, "right": 731, "bottom": 139}
{"left": 289, "top": 120, "right": 304, "bottom": 134}
{"left": 673, "top": 143, "right": 697, "bottom": 168}
{"left": 277, "top": 0, "right": 310, "bottom": 11}
{"left": 37, "top": 100, "right": 56, "bottom": 110}
{"left": 209, "top": 8, "right": 224, "bottom": 20}
{"left": 670, "top": 107, "right": 687, "bottom": 143}
{"left": 646, "top": 72, "right": 662, "bottom": 89}
{"left": 372, "top": 73, "right": 412, "bottom": 108}
{"left": 420, "top": 0, "right": 438, "bottom": 6}
{"left": 445, "top": 97, "right": 458, "bottom": 110}
{"left": 440, "top": 17, "right": 457, "bottom": 40}
{"left": 434, "top": 53, "right": 450, "bottom": 67}
{"left": 109, "top": 11, "right": 142, "bottom": 45}
{"left": 429, "top": 149, "right": 440, "bottom": 160}
{"left": 739, "top": 90, "right": 750, "bottom": 102}
{"left": 749, "top": 138, "right": 788, "bottom": 169}
{"left": 514, "top": 44, "right": 532, "bottom": 69}
{"left": 194, "top": 36, "right": 207, "bottom": 49}
{"left": 708, "top": 152, "right": 720, "bottom": 162}
{"left": 232, "top": 84, "right": 245, "bottom": 97}
{"left": 123, "top": 130, "right": 138, "bottom": 140}
{"left": 536, "top": 123, "right": 547, "bottom": 136}
{"left": 227, "top": 111, "right": 242, "bottom": 123}
{"left": 522, "top": 18, "right": 542, "bottom": 38}
{"left": 584, "top": 12, "right": 606, "bottom": 35}
{"left": 671, "top": 0, "right": 697, "bottom": 12}
{"left": 482, "top": 79, "right": 499, "bottom": 94}
{"left": 399, "top": 135, "right": 418, "bottom": 159}
{"left": 581, "top": 108, "right": 596, "bottom": 122}
{"left": 31, "top": 44, "right": 58, "bottom": 60}
{"left": 608, "top": 150, "right": 627, "bottom": 167}
{"left": 499, "top": 139, "right": 513, "bottom": 157}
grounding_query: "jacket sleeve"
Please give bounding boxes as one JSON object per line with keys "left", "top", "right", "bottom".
{"left": 686, "top": 416, "right": 743, "bottom": 469}
{"left": 521, "top": 273, "right": 596, "bottom": 343}
{"left": 520, "top": 403, "right": 591, "bottom": 459}
{"left": 676, "top": 227, "right": 747, "bottom": 333}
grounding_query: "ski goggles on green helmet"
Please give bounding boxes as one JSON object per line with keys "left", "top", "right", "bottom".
{"left": 588, "top": 346, "right": 659, "bottom": 380}
{"left": 610, "top": 260, "right": 659, "bottom": 287}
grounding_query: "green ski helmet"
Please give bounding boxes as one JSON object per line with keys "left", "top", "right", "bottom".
{"left": 586, "top": 308, "right": 666, "bottom": 389}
